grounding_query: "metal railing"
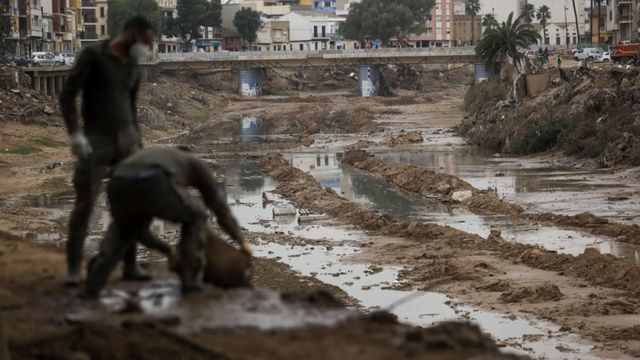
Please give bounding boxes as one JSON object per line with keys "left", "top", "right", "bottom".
{"left": 157, "top": 47, "right": 477, "bottom": 62}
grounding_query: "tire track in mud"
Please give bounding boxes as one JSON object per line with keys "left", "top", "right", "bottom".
{"left": 342, "top": 149, "right": 640, "bottom": 245}
{"left": 259, "top": 152, "right": 640, "bottom": 296}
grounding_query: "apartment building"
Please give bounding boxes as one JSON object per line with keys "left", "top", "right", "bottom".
{"left": 607, "top": 0, "right": 639, "bottom": 42}
{"left": 80, "top": 0, "right": 107, "bottom": 46}
{"left": 590, "top": 4, "right": 614, "bottom": 44}
{"left": 410, "top": 0, "right": 455, "bottom": 48}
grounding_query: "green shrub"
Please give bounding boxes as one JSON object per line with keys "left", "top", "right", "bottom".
{"left": 463, "top": 76, "right": 508, "bottom": 113}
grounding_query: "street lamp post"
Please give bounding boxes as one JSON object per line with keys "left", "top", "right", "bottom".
{"left": 564, "top": 5, "right": 569, "bottom": 48}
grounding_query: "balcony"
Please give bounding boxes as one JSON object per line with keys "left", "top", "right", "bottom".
{"left": 82, "top": 0, "right": 96, "bottom": 7}
{"left": 18, "top": 7, "right": 28, "bottom": 16}
{"left": 313, "top": 33, "right": 341, "bottom": 40}
{"left": 83, "top": 16, "right": 97, "bottom": 24}
{"left": 619, "top": 14, "right": 633, "bottom": 23}
{"left": 81, "top": 32, "right": 98, "bottom": 39}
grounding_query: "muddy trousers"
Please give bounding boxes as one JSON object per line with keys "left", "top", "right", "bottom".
{"left": 0, "top": 313, "right": 9, "bottom": 360}
{"left": 85, "top": 172, "right": 208, "bottom": 296}
{"left": 67, "top": 159, "right": 140, "bottom": 280}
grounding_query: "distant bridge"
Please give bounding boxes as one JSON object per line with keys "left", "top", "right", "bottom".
{"left": 155, "top": 47, "right": 480, "bottom": 71}
{"left": 20, "top": 48, "right": 482, "bottom": 97}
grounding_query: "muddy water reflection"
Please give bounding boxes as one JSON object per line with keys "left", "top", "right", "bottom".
{"left": 370, "top": 130, "right": 640, "bottom": 224}
{"left": 281, "top": 152, "right": 640, "bottom": 263}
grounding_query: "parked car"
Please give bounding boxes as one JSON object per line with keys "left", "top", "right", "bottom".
{"left": 56, "top": 52, "right": 75, "bottom": 65}
{"left": 573, "top": 47, "right": 603, "bottom": 61}
{"left": 599, "top": 52, "right": 611, "bottom": 62}
{"left": 31, "top": 52, "right": 56, "bottom": 66}
{"left": 0, "top": 54, "right": 35, "bottom": 67}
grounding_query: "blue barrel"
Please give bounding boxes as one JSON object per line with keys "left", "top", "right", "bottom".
{"left": 474, "top": 63, "right": 492, "bottom": 83}
{"left": 238, "top": 68, "right": 262, "bottom": 96}
{"left": 358, "top": 65, "right": 380, "bottom": 97}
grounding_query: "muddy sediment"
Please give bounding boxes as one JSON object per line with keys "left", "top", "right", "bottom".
{"left": 0, "top": 231, "right": 518, "bottom": 360}
{"left": 260, "top": 152, "right": 640, "bottom": 296}
{"left": 342, "top": 149, "right": 640, "bottom": 244}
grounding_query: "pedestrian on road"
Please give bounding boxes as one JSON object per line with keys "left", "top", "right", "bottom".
{"left": 556, "top": 55, "right": 562, "bottom": 68}
{"left": 85, "top": 147, "right": 250, "bottom": 297}
{"left": 59, "top": 17, "right": 155, "bottom": 286}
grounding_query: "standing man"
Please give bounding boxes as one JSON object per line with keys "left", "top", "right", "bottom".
{"left": 59, "top": 17, "right": 155, "bottom": 286}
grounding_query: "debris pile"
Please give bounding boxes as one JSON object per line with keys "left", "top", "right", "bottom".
{"left": 0, "top": 66, "right": 60, "bottom": 125}
{"left": 459, "top": 65, "right": 640, "bottom": 166}
{"left": 383, "top": 130, "right": 424, "bottom": 147}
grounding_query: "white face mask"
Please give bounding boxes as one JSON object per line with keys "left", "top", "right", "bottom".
{"left": 129, "top": 42, "right": 150, "bottom": 61}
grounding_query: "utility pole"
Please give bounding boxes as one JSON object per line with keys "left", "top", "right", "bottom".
{"left": 590, "top": 0, "right": 593, "bottom": 45}
{"left": 597, "top": 0, "right": 601, "bottom": 45}
{"left": 564, "top": 5, "right": 569, "bottom": 48}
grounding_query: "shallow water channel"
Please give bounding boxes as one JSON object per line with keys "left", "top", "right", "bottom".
{"left": 222, "top": 159, "right": 605, "bottom": 359}
{"left": 14, "top": 125, "right": 640, "bottom": 358}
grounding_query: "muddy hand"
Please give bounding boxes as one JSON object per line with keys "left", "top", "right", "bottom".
{"left": 168, "top": 246, "right": 179, "bottom": 272}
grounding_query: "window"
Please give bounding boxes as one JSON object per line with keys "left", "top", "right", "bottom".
{"left": 313, "top": 26, "right": 318, "bottom": 37}
{"left": 101, "top": 25, "right": 105, "bottom": 35}
{"left": 100, "top": 7, "right": 105, "bottom": 18}
{"left": 324, "top": 1, "right": 331, "bottom": 7}
{"left": 314, "top": 42, "right": 318, "bottom": 50}
{"left": 299, "top": 43, "right": 304, "bottom": 51}
{"left": 556, "top": 36, "right": 560, "bottom": 45}
{"left": 321, "top": 25, "right": 326, "bottom": 37}
{"left": 609, "top": 11, "right": 612, "bottom": 21}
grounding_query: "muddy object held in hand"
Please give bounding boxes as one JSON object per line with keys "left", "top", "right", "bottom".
{"left": 203, "top": 231, "right": 252, "bottom": 289}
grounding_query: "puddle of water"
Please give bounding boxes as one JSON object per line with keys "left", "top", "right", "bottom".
{"left": 239, "top": 115, "right": 265, "bottom": 143}
{"left": 252, "top": 241, "right": 600, "bottom": 359}
{"left": 367, "top": 129, "right": 640, "bottom": 225}
{"left": 71, "top": 281, "right": 355, "bottom": 333}
{"left": 280, "top": 151, "right": 640, "bottom": 262}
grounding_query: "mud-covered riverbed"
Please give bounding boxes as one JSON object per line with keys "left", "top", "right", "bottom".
{"left": 3, "top": 76, "right": 640, "bottom": 359}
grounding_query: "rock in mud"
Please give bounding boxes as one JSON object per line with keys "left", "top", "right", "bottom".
{"left": 383, "top": 131, "right": 423, "bottom": 147}
{"left": 499, "top": 283, "right": 564, "bottom": 303}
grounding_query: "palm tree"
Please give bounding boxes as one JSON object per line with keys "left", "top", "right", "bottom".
{"left": 476, "top": 12, "right": 541, "bottom": 71}
{"left": 466, "top": 0, "right": 481, "bottom": 45}
{"left": 520, "top": 3, "right": 535, "bottom": 24}
{"left": 482, "top": 13, "right": 498, "bottom": 35}
{"left": 536, "top": 5, "right": 551, "bottom": 45}
{"left": 572, "top": 0, "right": 580, "bottom": 45}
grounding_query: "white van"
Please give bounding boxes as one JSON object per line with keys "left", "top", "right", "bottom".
{"left": 573, "top": 47, "right": 603, "bottom": 61}
{"left": 31, "top": 52, "right": 56, "bottom": 66}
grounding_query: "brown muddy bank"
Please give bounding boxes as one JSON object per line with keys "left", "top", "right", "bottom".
{"left": 0, "top": 231, "right": 518, "bottom": 360}
{"left": 342, "top": 149, "right": 640, "bottom": 244}
{"left": 259, "top": 152, "right": 640, "bottom": 295}
{"left": 258, "top": 152, "right": 640, "bottom": 356}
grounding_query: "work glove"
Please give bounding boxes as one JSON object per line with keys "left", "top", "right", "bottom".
{"left": 240, "top": 239, "right": 253, "bottom": 257}
{"left": 70, "top": 131, "right": 92, "bottom": 160}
